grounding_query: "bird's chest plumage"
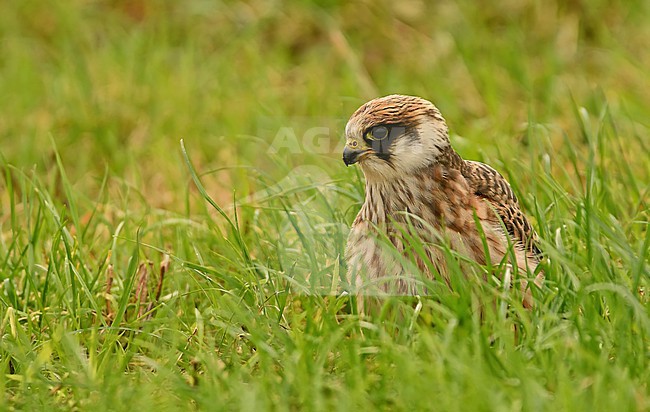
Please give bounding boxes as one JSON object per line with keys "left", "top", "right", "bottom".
{"left": 345, "top": 165, "right": 499, "bottom": 294}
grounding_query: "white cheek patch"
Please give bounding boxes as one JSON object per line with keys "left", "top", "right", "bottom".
{"left": 416, "top": 121, "right": 448, "bottom": 156}
{"left": 391, "top": 138, "right": 428, "bottom": 167}
{"left": 387, "top": 123, "right": 448, "bottom": 175}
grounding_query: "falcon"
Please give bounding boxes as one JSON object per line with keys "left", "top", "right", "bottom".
{"left": 343, "top": 94, "right": 543, "bottom": 307}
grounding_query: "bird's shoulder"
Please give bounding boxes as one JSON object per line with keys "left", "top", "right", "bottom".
{"left": 459, "top": 159, "right": 540, "bottom": 255}
{"left": 461, "top": 160, "right": 517, "bottom": 203}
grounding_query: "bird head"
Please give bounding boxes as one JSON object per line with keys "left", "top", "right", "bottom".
{"left": 343, "top": 95, "right": 450, "bottom": 179}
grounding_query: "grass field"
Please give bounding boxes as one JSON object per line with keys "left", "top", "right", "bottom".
{"left": 1, "top": 1, "right": 650, "bottom": 410}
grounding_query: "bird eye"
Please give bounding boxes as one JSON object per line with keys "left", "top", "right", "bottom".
{"left": 367, "top": 126, "right": 389, "bottom": 140}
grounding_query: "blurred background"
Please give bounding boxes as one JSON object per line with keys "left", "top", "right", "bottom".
{"left": 2, "top": 2, "right": 650, "bottom": 408}
{"left": 1, "top": 0, "right": 648, "bottom": 211}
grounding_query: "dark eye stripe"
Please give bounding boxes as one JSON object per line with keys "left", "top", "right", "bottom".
{"left": 362, "top": 124, "right": 408, "bottom": 158}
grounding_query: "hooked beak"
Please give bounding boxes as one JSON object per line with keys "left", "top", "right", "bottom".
{"left": 343, "top": 146, "right": 364, "bottom": 166}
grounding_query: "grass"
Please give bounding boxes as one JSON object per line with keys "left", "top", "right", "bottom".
{"left": 1, "top": 0, "right": 649, "bottom": 410}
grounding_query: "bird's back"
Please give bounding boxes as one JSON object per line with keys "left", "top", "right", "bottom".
{"left": 461, "top": 159, "right": 541, "bottom": 257}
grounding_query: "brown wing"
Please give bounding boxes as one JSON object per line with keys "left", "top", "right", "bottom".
{"left": 461, "top": 160, "right": 541, "bottom": 257}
